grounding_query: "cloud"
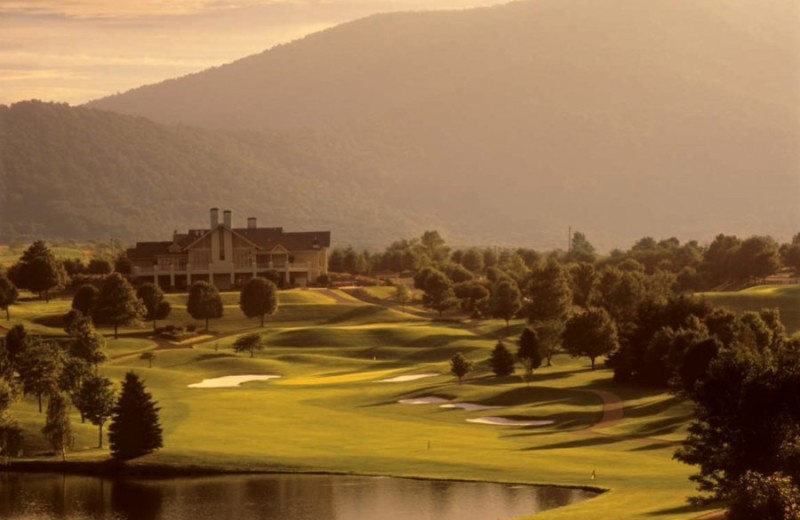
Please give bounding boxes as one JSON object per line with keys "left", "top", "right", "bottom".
{"left": 0, "top": 0, "right": 501, "bottom": 105}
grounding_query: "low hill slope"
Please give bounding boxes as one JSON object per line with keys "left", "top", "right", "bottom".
{"left": 0, "top": 101, "right": 430, "bottom": 245}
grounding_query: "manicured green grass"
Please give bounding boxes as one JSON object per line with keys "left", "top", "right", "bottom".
{"left": 701, "top": 284, "right": 800, "bottom": 335}
{"left": 6, "top": 290, "right": 720, "bottom": 520}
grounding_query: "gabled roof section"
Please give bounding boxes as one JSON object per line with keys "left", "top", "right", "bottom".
{"left": 235, "top": 229, "right": 331, "bottom": 251}
{"left": 127, "top": 242, "right": 173, "bottom": 259}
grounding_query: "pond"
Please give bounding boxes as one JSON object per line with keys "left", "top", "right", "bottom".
{"left": 0, "top": 472, "right": 598, "bottom": 520}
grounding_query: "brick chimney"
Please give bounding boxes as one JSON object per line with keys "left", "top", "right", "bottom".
{"left": 223, "top": 209, "right": 232, "bottom": 228}
{"left": 210, "top": 208, "right": 219, "bottom": 228}
{"left": 247, "top": 217, "right": 257, "bottom": 229}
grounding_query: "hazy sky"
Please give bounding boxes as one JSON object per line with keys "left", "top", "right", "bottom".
{"left": 0, "top": 0, "right": 498, "bottom": 106}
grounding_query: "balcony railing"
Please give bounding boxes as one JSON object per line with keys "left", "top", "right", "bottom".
{"left": 133, "top": 261, "right": 312, "bottom": 276}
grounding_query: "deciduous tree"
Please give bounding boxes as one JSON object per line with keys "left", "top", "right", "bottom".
{"left": 72, "top": 284, "right": 99, "bottom": 316}
{"left": 18, "top": 341, "right": 63, "bottom": 412}
{"left": 41, "top": 393, "right": 73, "bottom": 461}
{"left": 490, "top": 279, "right": 522, "bottom": 331}
{"left": 562, "top": 308, "right": 618, "bottom": 369}
{"left": 136, "top": 282, "right": 171, "bottom": 331}
{"left": 527, "top": 259, "right": 572, "bottom": 324}
{"left": 0, "top": 275, "right": 18, "bottom": 320}
{"left": 187, "top": 281, "right": 223, "bottom": 331}
{"left": 94, "top": 273, "right": 143, "bottom": 339}
{"left": 233, "top": 333, "right": 264, "bottom": 358}
{"left": 9, "top": 241, "right": 67, "bottom": 301}
{"left": 517, "top": 328, "right": 543, "bottom": 384}
{"left": 239, "top": 277, "right": 277, "bottom": 327}
{"left": 77, "top": 375, "right": 116, "bottom": 448}
{"left": 419, "top": 269, "right": 456, "bottom": 317}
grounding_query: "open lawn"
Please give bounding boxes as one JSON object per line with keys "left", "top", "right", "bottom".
{"left": 701, "top": 284, "right": 800, "bottom": 335}
{"left": 5, "top": 289, "right": 721, "bottom": 520}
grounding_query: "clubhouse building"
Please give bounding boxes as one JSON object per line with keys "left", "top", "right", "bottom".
{"left": 127, "top": 208, "right": 330, "bottom": 290}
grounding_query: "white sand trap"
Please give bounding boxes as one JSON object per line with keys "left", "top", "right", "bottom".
{"left": 441, "top": 402, "right": 503, "bottom": 411}
{"left": 467, "top": 417, "right": 555, "bottom": 427}
{"left": 188, "top": 375, "right": 281, "bottom": 388}
{"left": 376, "top": 373, "right": 439, "bottom": 383}
{"left": 398, "top": 396, "right": 450, "bottom": 405}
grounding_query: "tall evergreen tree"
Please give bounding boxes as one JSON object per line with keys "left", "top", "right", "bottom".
{"left": 108, "top": 371, "right": 163, "bottom": 459}
{"left": 239, "top": 277, "right": 278, "bottom": 327}
{"left": 187, "top": 281, "right": 223, "bottom": 331}
{"left": 489, "top": 341, "right": 515, "bottom": 377}
{"left": 449, "top": 353, "right": 473, "bottom": 385}
{"left": 94, "top": 273, "right": 143, "bottom": 339}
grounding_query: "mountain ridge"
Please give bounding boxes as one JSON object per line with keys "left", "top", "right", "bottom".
{"left": 5, "top": 0, "right": 798, "bottom": 249}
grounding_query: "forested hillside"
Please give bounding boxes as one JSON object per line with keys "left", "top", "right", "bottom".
{"left": 3, "top": 0, "right": 798, "bottom": 249}
{"left": 0, "top": 101, "right": 429, "bottom": 245}
{"left": 86, "top": 0, "right": 800, "bottom": 248}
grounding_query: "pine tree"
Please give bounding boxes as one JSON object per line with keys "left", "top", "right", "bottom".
{"left": 450, "top": 353, "right": 473, "bottom": 385}
{"left": 489, "top": 341, "right": 515, "bottom": 377}
{"left": 108, "top": 371, "right": 162, "bottom": 459}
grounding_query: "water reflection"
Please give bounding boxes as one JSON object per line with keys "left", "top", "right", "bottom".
{"left": 0, "top": 472, "right": 597, "bottom": 520}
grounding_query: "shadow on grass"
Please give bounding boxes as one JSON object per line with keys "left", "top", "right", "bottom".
{"left": 523, "top": 436, "right": 621, "bottom": 451}
{"left": 646, "top": 502, "right": 722, "bottom": 517}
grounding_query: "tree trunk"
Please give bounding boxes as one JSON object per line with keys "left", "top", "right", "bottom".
{"left": 260, "top": 314, "right": 264, "bottom": 327}
{"left": 38, "top": 393, "right": 42, "bottom": 413}
{"left": 153, "top": 318, "right": 157, "bottom": 331}
{"left": 114, "top": 323, "right": 119, "bottom": 340}
{"left": 5, "top": 308, "right": 9, "bottom": 320}
{"left": 98, "top": 422, "right": 103, "bottom": 448}
{"left": 590, "top": 357, "right": 596, "bottom": 370}
{"left": 205, "top": 317, "right": 209, "bottom": 331}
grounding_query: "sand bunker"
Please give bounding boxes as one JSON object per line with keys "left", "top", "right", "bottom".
{"left": 376, "top": 373, "right": 439, "bottom": 383}
{"left": 467, "top": 417, "right": 554, "bottom": 427}
{"left": 398, "top": 397, "right": 451, "bottom": 405}
{"left": 441, "top": 402, "right": 503, "bottom": 411}
{"left": 188, "top": 375, "right": 281, "bottom": 388}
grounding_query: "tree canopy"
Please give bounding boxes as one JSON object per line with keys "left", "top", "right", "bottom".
{"left": 239, "top": 277, "right": 278, "bottom": 327}
{"left": 136, "top": 283, "right": 171, "bottom": 331}
{"left": 187, "top": 281, "right": 223, "bottom": 331}
{"left": 94, "top": 273, "right": 143, "bottom": 339}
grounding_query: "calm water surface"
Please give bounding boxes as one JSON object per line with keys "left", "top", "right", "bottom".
{"left": 0, "top": 472, "right": 597, "bottom": 520}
